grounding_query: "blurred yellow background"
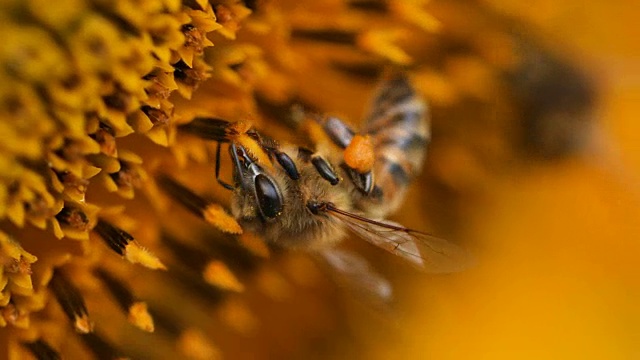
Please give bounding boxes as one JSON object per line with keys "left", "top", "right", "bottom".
{"left": 390, "top": 1, "right": 640, "bottom": 358}
{"left": 1, "top": 0, "right": 637, "bottom": 359}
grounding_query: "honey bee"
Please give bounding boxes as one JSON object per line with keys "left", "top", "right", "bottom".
{"left": 179, "top": 74, "right": 469, "bottom": 278}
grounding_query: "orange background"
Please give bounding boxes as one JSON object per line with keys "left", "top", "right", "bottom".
{"left": 393, "top": 1, "right": 640, "bottom": 358}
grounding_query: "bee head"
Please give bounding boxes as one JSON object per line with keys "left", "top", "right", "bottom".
{"left": 229, "top": 143, "right": 283, "bottom": 220}
{"left": 229, "top": 143, "right": 351, "bottom": 248}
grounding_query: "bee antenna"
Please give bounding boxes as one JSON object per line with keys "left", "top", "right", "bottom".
{"left": 215, "top": 142, "right": 235, "bottom": 190}
{"left": 306, "top": 201, "right": 330, "bottom": 215}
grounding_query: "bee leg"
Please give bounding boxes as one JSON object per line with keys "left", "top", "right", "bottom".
{"left": 269, "top": 149, "right": 301, "bottom": 180}
{"left": 178, "top": 117, "right": 242, "bottom": 190}
{"left": 215, "top": 142, "right": 235, "bottom": 190}
{"left": 341, "top": 165, "right": 374, "bottom": 194}
{"left": 311, "top": 155, "right": 341, "bottom": 185}
{"left": 297, "top": 147, "right": 341, "bottom": 186}
{"left": 314, "top": 116, "right": 376, "bottom": 194}
{"left": 317, "top": 116, "right": 355, "bottom": 148}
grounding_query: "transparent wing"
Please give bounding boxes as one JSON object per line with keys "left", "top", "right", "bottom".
{"left": 318, "top": 248, "right": 393, "bottom": 308}
{"left": 327, "top": 206, "right": 472, "bottom": 273}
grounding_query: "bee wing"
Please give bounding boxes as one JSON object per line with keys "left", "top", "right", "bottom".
{"left": 328, "top": 207, "right": 471, "bottom": 273}
{"left": 319, "top": 248, "right": 393, "bottom": 307}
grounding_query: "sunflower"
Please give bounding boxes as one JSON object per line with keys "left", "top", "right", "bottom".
{"left": 2, "top": 0, "right": 627, "bottom": 359}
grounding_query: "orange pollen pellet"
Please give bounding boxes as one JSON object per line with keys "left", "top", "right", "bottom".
{"left": 344, "top": 134, "right": 375, "bottom": 173}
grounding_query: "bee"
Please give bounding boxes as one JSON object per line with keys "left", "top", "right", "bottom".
{"left": 179, "top": 74, "right": 469, "bottom": 278}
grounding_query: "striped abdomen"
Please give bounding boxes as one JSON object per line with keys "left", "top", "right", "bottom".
{"left": 361, "top": 75, "right": 430, "bottom": 216}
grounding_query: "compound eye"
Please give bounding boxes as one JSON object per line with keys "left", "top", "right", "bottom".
{"left": 254, "top": 174, "right": 283, "bottom": 219}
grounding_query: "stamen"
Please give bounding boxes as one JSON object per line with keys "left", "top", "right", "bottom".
{"left": 55, "top": 206, "right": 90, "bottom": 231}
{"left": 22, "top": 339, "right": 61, "bottom": 360}
{"left": 177, "top": 329, "right": 221, "bottom": 360}
{"left": 332, "top": 61, "right": 384, "bottom": 79}
{"left": 254, "top": 95, "right": 318, "bottom": 129}
{"left": 93, "top": 268, "right": 155, "bottom": 332}
{"left": 91, "top": 122, "right": 117, "bottom": 156}
{"left": 94, "top": 219, "right": 166, "bottom": 270}
{"left": 202, "top": 205, "right": 243, "bottom": 235}
{"left": 80, "top": 332, "right": 128, "bottom": 360}
{"left": 348, "top": 0, "right": 388, "bottom": 12}
{"left": 24, "top": 195, "right": 51, "bottom": 219}
{"left": 237, "top": 232, "right": 270, "bottom": 259}
{"left": 54, "top": 139, "right": 84, "bottom": 162}
{"left": 214, "top": 4, "right": 234, "bottom": 24}
{"left": 157, "top": 175, "right": 242, "bottom": 234}
{"left": 243, "top": 0, "right": 258, "bottom": 11}
{"left": 5, "top": 255, "right": 33, "bottom": 275}
{"left": 216, "top": 299, "right": 258, "bottom": 335}
{"left": 169, "top": 267, "right": 226, "bottom": 304}
{"left": 110, "top": 162, "right": 142, "bottom": 189}
{"left": 50, "top": 271, "right": 93, "bottom": 334}
{"left": 55, "top": 171, "right": 90, "bottom": 198}
{"left": 205, "top": 234, "right": 264, "bottom": 274}
{"left": 203, "top": 260, "right": 245, "bottom": 292}
{"left": 173, "top": 60, "right": 206, "bottom": 87}
{"left": 1, "top": 303, "right": 19, "bottom": 326}
{"left": 178, "top": 117, "right": 232, "bottom": 141}
{"left": 182, "top": 24, "right": 206, "bottom": 53}
{"left": 102, "top": 90, "right": 130, "bottom": 112}
{"left": 140, "top": 105, "right": 170, "bottom": 126}
{"left": 291, "top": 29, "right": 357, "bottom": 45}
{"left": 150, "top": 308, "right": 182, "bottom": 338}
{"left": 93, "top": 219, "right": 132, "bottom": 256}
{"left": 162, "top": 235, "right": 243, "bottom": 292}
{"left": 148, "top": 309, "right": 221, "bottom": 358}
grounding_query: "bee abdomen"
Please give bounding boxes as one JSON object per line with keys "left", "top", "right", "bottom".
{"left": 374, "top": 120, "right": 429, "bottom": 177}
{"left": 360, "top": 75, "right": 430, "bottom": 213}
{"left": 365, "top": 76, "right": 429, "bottom": 176}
